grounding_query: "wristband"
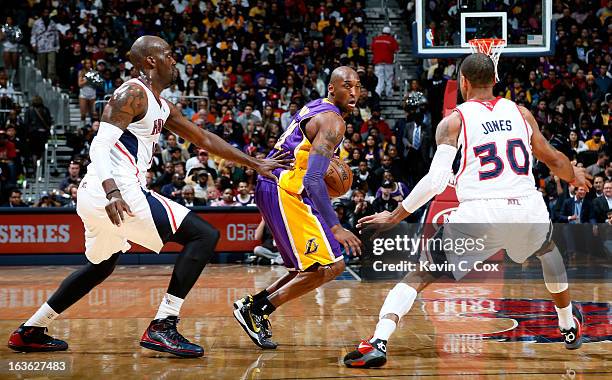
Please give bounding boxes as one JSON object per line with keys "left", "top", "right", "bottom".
{"left": 106, "top": 189, "right": 120, "bottom": 198}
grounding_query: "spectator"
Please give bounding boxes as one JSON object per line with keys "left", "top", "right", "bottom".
{"left": 279, "top": 75, "right": 298, "bottom": 110}
{"left": 346, "top": 189, "right": 374, "bottom": 233}
{"left": 280, "top": 102, "right": 298, "bottom": 131}
{"left": 360, "top": 109, "right": 392, "bottom": 142}
{"left": 371, "top": 26, "right": 398, "bottom": 98}
{"left": 23, "top": 96, "right": 52, "bottom": 164}
{"left": 362, "top": 134, "right": 382, "bottom": 169}
{"left": 179, "top": 185, "right": 205, "bottom": 207}
{"left": 186, "top": 148, "right": 217, "bottom": 177}
{"left": 402, "top": 107, "right": 432, "bottom": 181}
{"left": 30, "top": 9, "right": 60, "bottom": 81}
{"left": 162, "top": 134, "right": 190, "bottom": 164}
{"left": 58, "top": 161, "right": 82, "bottom": 194}
{"left": 198, "top": 68, "right": 219, "bottom": 99}
{"left": 77, "top": 59, "right": 98, "bottom": 125}
{"left": 211, "top": 187, "right": 239, "bottom": 206}
{"left": 161, "top": 173, "right": 185, "bottom": 202}
{"left": 0, "top": 129, "right": 17, "bottom": 185}
{"left": 1, "top": 16, "right": 20, "bottom": 86}
{"left": 2, "top": 189, "right": 28, "bottom": 207}
{"left": 559, "top": 186, "right": 594, "bottom": 224}
{"left": 586, "top": 152, "right": 608, "bottom": 177}
{"left": 592, "top": 175, "right": 605, "bottom": 198}
{"left": 193, "top": 171, "right": 211, "bottom": 204}
{"left": 145, "top": 170, "right": 157, "bottom": 191}
{"left": 593, "top": 180, "right": 612, "bottom": 223}
{"left": 375, "top": 171, "right": 410, "bottom": 202}
{"left": 333, "top": 201, "right": 352, "bottom": 230}
{"left": 236, "top": 104, "right": 262, "bottom": 130}
{"left": 35, "top": 191, "right": 61, "bottom": 207}
{"left": 372, "top": 180, "right": 399, "bottom": 213}
{"left": 585, "top": 129, "right": 606, "bottom": 151}
{"left": 63, "top": 184, "right": 78, "bottom": 208}
{"left": 253, "top": 219, "right": 283, "bottom": 264}
{"left": 569, "top": 130, "right": 588, "bottom": 154}
{"left": 558, "top": 185, "right": 595, "bottom": 259}
{"left": 235, "top": 181, "right": 255, "bottom": 206}
{"left": 160, "top": 84, "right": 181, "bottom": 104}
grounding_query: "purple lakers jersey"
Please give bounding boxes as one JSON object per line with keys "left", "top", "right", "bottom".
{"left": 267, "top": 98, "right": 342, "bottom": 194}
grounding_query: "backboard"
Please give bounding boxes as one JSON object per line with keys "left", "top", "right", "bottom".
{"left": 413, "top": 0, "right": 554, "bottom": 57}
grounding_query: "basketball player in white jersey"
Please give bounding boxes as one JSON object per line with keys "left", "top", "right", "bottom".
{"left": 8, "top": 36, "right": 289, "bottom": 357}
{"left": 343, "top": 53, "right": 592, "bottom": 368}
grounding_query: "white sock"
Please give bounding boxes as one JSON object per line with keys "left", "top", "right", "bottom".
{"left": 24, "top": 303, "right": 59, "bottom": 328}
{"left": 555, "top": 304, "right": 575, "bottom": 330}
{"left": 154, "top": 293, "right": 184, "bottom": 320}
{"left": 370, "top": 319, "right": 397, "bottom": 342}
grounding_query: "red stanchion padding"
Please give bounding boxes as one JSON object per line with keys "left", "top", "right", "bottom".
{"left": 442, "top": 79, "right": 458, "bottom": 118}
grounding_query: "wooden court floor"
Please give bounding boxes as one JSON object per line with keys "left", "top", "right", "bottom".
{"left": 0, "top": 264, "right": 610, "bottom": 379}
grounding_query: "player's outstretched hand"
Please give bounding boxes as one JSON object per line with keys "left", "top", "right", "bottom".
{"left": 331, "top": 225, "right": 362, "bottom": 256}
{"left": 356, "top": 211, "right": 397, "bottom": 239}
{"left": 105, "top": 194, "right": 134, "bottom": 226}
{"left": 255, "top": 151, "right": 293, "bottom": 182}
{"left": 570, "top": 166, "right": 593, "bottom": 189}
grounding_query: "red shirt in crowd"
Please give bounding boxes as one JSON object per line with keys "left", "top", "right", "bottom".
{"left": 360, "top": 119, "right": 393, "bottom": 141}
{"left": 542, "top": 77, "right": 560, "bottom": 91}
{"left": 0, "top": 141, "right": 16, "bottom": 161}
{"left": 371, "top": 34, "right": 399, "bottom": 65}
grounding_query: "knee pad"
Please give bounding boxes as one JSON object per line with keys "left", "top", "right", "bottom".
{"left": 537, "top": 246, "right": 568, "bottom": 294}
{"left": 379, "top": 283, "right": 418, "bottom": 321}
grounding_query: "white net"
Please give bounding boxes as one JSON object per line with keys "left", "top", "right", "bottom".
{"left": 468, "top": 38, "right": 506, "bottom": 82}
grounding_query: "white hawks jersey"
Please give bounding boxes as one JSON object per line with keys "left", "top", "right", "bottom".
{"left": 453, "top": 97, "right": 538, "bottom": 202}
{"left": 87, "top": 78, "right": 170, "bottom": 185}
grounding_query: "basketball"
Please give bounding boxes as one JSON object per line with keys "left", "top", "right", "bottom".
{"left": 324, "top": 157, "right": 353, "bottom": 197}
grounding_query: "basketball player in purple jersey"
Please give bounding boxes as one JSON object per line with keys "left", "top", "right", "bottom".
{"left": 233, "top": 67, "right": 363, "bottom": 349}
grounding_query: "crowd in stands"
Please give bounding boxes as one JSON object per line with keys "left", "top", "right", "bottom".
{"left": 1, "top": 0, "right": 611, "bottom": 250}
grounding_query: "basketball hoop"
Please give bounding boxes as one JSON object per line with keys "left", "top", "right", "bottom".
{"left": 468, "top": 38, "right": 506, "bottom": 83}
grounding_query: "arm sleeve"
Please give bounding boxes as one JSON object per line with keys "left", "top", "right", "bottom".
{"left": 89, "top": 122, "right": 124, "bottom": 182}
{"left": 400, "top": 144, "right": 457, "bottom": 213}
{"left": 302, "top": 153, "right": 340, "bottom": 228}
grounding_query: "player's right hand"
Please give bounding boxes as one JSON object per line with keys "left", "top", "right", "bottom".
{"left": 356, "top": 211, "right": 398, "bottom": 239}
{"left": 255, "top": 151, "right": 293, "bottom": 182}
{"left": 570, "top": 166, "right": 592, "bottom": 189}
{"left": 331, "top": 225, "right": 362, "bottom": 256}
{"left": 105, "top": 194, "right": 134, "bottom": 226}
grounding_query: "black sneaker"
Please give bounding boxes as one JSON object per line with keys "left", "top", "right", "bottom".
{"left": 343, "top": 338, "right": 387, "bottom": 368}
{"left": 560, "top": 304, "right": 584, "bottom": 350}
{"left": 8, "top": 324, "right": 68, "bottom": 352}
{"left": 233, "top": 295, "right": 273, "bottom": 339}
{"left": 233, "top": 301, "right": 277, "bottom": 349}
{"left": 140, "top": 316, "right": 203, "bottom": 358}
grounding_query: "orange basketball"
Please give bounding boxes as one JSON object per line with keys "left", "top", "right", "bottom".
{"left": 324, "top": 157, "right": 353, "bottom": 197}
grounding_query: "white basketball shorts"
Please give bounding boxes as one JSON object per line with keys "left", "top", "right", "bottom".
{"left": 431, "top": 192, "right": 552, "bottom": 280}
{"left": 76, "top": 174, "right": 190, "bottom": 264}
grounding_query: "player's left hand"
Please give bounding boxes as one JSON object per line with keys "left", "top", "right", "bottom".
{"left": 255, "top": 151, "right": 293, "bottom": 181}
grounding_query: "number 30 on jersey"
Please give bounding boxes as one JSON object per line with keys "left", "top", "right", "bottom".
{"left": 473, "top": 139, "right": 529, "bottom": 181}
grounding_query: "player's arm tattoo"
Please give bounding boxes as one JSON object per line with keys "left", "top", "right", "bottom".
{"left": 101, "top": 83, "right": 146, "bottom": 128}
{"left": 435, "top": 112, "right": 461, "bottom": 147}
{"left": 312, "top": 126, "right": 340, "bottom": 157}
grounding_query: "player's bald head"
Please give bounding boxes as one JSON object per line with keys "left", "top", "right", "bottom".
{"left": 327, "top": 66, "right": 360, "bottom": 112}
{"left": 460, "top": 53, "right": 495, "bottom": 86}
{"left": 329, "top": 66, "right": 359, "bottom": 85}
{"left": 129, "top": 36, "right": 169, "bottom": 70}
